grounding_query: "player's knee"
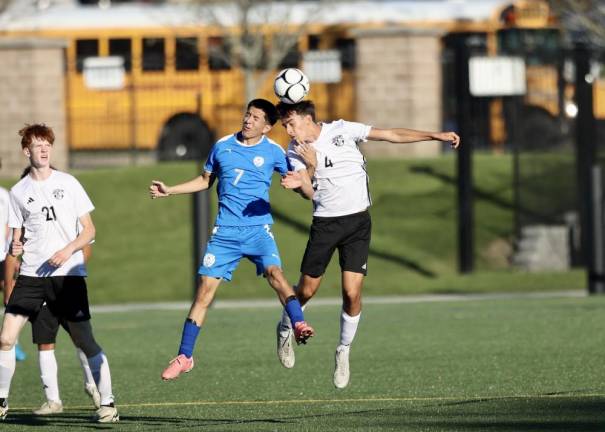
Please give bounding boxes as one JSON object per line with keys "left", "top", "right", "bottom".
{"left": 67, "top": 321, "right": 101, "bottom": 357}
{"left": 265, "top": 265, "right": 283, "bottom": 282}
{"left": 193, "top": 285, "right": 215, "bottom": 308}
{"left": 0, "top": 331, "right": 17, "bottom": 350}
{"left": 342, "top": 291, "right": 361, "bottom": 309}
{"left": 298, "top": 283, "right": 317, "bottom": 302}
{"left": 38, "top": 343, "right": 55, "bottom": 351}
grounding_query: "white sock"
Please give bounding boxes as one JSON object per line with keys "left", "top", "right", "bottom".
{"left": 76, "top": 349, "right": 95, "bottom": 389}
{"left": 87, "top": 352, "right": 114, "bottom": 406}
{"left": 0, "top": 347, "right": 16, "bottom": 399}
{"left": 279, "top": 308, "right": 291, "bottom": 329}
{"left": 38, "top": 350, "right": 60, "bottom": 402}
{"left": 339, "top": 310, "right": 361, "bottom": 346}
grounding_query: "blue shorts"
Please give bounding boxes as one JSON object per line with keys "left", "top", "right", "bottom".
{"left": 198, "top": 224, "right": 282, "bottom": 281}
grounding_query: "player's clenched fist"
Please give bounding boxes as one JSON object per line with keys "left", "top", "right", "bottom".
{"left": 434, "top": 131, "right": 461, "bottom": 149}
{"left": 149, "top": 180, "right": 169, "bottom": 199}
{"left": 10, "top": 240, "right": 23, "bottom": 257}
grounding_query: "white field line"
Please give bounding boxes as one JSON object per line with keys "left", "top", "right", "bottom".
{"left": 90, "top": 290, "right": 586, "bottom": 314}
{"left": 9, "top": 392, "right": 604, "bottom": 412}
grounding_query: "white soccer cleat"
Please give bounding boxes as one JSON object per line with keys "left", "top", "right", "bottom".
{"left": 85, "top": 383, "right": 101, "bottom": 409}
{"left": 0, "top": 399, "right": 7, "bottom": 420}
{"left": 94, "top": 405, "right": 119, "bottom": 423}
{"left": 33, "top": 400, "right": 64, "bottom": 415}
{"left": 276, "top": 322, "right": 295, "bottom": 368}
{"left": 333, "top": 345, "right": 350, "bottom": 389}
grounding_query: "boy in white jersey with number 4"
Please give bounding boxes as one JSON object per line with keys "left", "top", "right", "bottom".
{"left": 275, "top": 101, "right": 460, "bottom": 388}
{"left": 0, "top": 124, "right": 118, "bottom": 423}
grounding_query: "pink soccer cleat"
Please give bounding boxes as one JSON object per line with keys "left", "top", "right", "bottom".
{"left": 293, "top": 321, "right": 315, "bottom": 345}
{"left": 161, "top": 354, "right": 194, "bottom": 380}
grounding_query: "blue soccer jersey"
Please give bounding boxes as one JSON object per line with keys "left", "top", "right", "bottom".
{"left": 204, "top": 133, "right": 289, "bottom": 226}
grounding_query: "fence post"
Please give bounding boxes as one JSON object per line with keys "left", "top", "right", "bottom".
{"left": 192, "top": 164, "right": 211, "bottom": 295}
{"left": 574, "top": 43, "right": 602, "bottom": 294}
{"left": 454, "top": 35, "right": 474, "bottom": 273}
{"left": 591, "top": 166, "right": 605, "bottom": 293}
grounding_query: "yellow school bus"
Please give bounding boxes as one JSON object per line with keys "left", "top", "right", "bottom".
{"left": 0, "top": 0, "right": 600, "bottom": 157}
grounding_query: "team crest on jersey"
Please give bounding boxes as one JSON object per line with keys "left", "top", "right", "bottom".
{"left": 52, "top": 189, "right": 64, "bottom": 200}
{"left": 253, "top": 156, "right": 265, "bottom": 167}
{"left": 332, "top": 135, "right": 345, "bottom": 147}
{"left": 203, "top": 253, "right": 216, "bottom": 267}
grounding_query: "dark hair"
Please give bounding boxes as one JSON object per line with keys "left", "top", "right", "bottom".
{"left": 247, "top": 99, "right": 278, "bottom": 126}
{"left": 18, "top": 123, "right": 55, "bottom": 149}
{"left": 276, "top": 100, "right": 316, "bottom": 122}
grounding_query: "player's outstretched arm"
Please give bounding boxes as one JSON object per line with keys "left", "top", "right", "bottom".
{"left": 149, "top": 172, "right": 214, "bottom": 199}
{"left": 368, "top": 127, "right": 460, "bottom": 149}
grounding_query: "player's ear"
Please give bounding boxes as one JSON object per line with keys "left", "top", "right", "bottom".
{"left": 23, "top": 147, "right": 31, "bottom": 158}
{"left": 262, "top": 124, "right": 272, "bottom": 135}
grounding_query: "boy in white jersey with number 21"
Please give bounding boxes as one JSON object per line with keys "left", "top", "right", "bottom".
{"left": 0, "top": 124, "right": 118, "bottom": 423}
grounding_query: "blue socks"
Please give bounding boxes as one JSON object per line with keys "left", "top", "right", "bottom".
{"left": 178, "top": 319, "right": 201, "bottom": 358}
{"left": 284, "top": 296, "right": 304, "bottom": 327}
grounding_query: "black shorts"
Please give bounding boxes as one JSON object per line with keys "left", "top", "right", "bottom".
{"left": 6, "top": 275, "right": 91, "bottom": 323}
{"left": 300, "top": 210, "right": 371, "bottom": 278}
{"left": 30, "top": 303, "right": 71, "bottom": 345}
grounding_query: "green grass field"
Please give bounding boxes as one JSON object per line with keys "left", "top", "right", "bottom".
{"left": 0, "top": 154, "right": 584, "bottom": 303}
{"left": 1, "top": 294, "right": 604, "bottom": 431}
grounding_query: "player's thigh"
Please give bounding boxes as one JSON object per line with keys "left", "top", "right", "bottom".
{"left": 198, "top": 226, "right": 244, "bottom": 282}
{"left": 30, "top": 303, "right": 60, "bottom": 345}
{"left": 300, "top": 217, "right": 341, "bottom": 278}
{"left": 338, "top": 211, "right": 372, "bottom": 275}
{"left": 5, "top": 275, "right": 49, "bottom": 318}
{"left": 243, "top": 225, "right": 283, "bottom": 275}
{"left": 49, "top": 276, "right": 91, "bottom": 322}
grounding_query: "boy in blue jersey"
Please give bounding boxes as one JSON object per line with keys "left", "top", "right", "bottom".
{"left": 149, "top": 99, "right": 314, "bottom": 381}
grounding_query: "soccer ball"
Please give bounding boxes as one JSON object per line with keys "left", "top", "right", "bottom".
{"left": 273, "top": 68, "right": 310, "bottom": 104}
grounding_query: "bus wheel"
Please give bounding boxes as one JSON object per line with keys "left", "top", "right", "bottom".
{"left": 157, "top": 114, "right": 214, "bottom": 161}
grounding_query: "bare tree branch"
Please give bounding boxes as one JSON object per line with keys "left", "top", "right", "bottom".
{"left": 0, "top": 0, "right": 13, "bottom": 14}
{"left": 179, "top": 0, "right": 333, "bottom": 101}
{"left": 549, "top": 0, "right": 605, "bottom": 47}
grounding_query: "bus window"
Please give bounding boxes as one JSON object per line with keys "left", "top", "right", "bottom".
{"left": 336, "top": 38, "right": 355, "bottom": 70}
{"left": 308, "top": 34, "right": 320, "bottom": 50}
{"left": 279, "top": 41, "right": 300, "bottom": 69}
{"left": 142, "top": 37, "right": 165, "bottom": 71}
{"left": 75, "top": 39, "right": 98, "bottom": 72}
{"left": 208, "top": 36, "right": 231, "bottom": 71}
{"left": 176, "top": 37, "right": 199, "bottom": 71}
{"left": 109, "top": 38, "right": 132, "bottom": 71}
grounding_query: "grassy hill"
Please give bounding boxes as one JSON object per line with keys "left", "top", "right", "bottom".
{"left": 1, "top": 154, "right": 584, "bottom": 303}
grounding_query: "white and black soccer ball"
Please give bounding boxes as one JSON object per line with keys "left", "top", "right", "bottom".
{"left": 273, "top": 68, "right": 310, "bottom": 104}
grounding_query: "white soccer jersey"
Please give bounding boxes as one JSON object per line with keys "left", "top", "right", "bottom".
{"left": 0, "top": 187, "right": 9, "bottom": 261}
{"left": 8, "top": 170, "right": 94, "bottom": 277}
{"left": 287, "top": 119, "right": 372, "bottom": 217}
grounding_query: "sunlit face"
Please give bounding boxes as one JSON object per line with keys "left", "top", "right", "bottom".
{"left": 280, "top": 112, "right": 313, "bottom": 143}
{"left": 241, "top": 106, "right": 271, "bottom": 141}
{"left": 24, "top": 137, "right": 53, "bottom": 169}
